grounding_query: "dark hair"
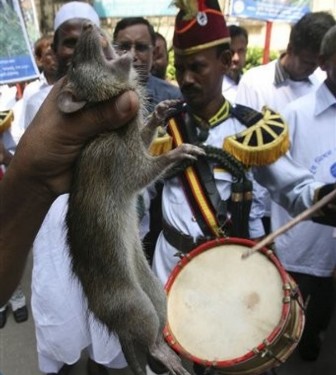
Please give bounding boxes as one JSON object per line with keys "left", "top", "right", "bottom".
{"left": 216, "top": 42, "right": 231, "bottom": 57}
{"left": 289, "top": 11, "right": 336, "bottom": 54}
{"left": 154, "top": 32, "right": 167, "bottom": 50}
{"left": 52, "top": 28, "right": 61, "bottom": 52}
{"left": 113, "top": 17, "right": 156, "bottom": 45}
{"left": 34, "top": 35, "right": 53, "bottom": 58}
{"left": 320, "top": 25, "right": 336, "bottom": 59}
{"left": 228, "top": 25, "right": 248, "bottom": 44}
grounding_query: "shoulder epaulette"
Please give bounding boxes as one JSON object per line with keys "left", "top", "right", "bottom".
{"left": 230, "top": 103, "right": 264, "bottom": 127}
{"left": 0, "top": 110, "right": 14, "bottom": 134}
{"left": 224, "top": 105, "right": 290, "bottom": 167}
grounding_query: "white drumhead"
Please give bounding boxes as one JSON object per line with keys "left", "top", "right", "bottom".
{"left": 166, "top": 243, "right": 284, "bottom": 362}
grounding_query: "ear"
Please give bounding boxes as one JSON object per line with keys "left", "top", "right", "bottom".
{"left": 286, "top": 43, "right": 293, "bottom": 55}
{"left": 57, "top": 89, "right": 87, "bottom": 113}
{"left": 35, "top": 56, "right": 43, "bottom": 68}
{"left": 318, "top": 55, "right": 327, "bottom": 72}
{"left": 153, "top": 44, "right": 160, "bottom": 59}
{"left": 220, "top": 49, "right": 232, "bottom": 74}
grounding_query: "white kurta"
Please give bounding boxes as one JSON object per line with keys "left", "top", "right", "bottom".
{"left": 0, "top": 84, "right": 18, "bottom": 153}
{"left": 271, "top": 83, "right": 336, "bottom": 277}
{"left": 32, "top": 195, "right": 127, "bottom": 373}
{"left": 26, "top": 88, "right": 127, "bottom": 373}
{"left": 24, "top": 85, "right": 52, "bottom": 129}
{"left": 13, "top": 73, "right": 52, "bottom": 142}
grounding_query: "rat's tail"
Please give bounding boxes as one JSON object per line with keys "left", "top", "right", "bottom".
{"left": 121, "top": 339, "right": 146, "bottom": 375}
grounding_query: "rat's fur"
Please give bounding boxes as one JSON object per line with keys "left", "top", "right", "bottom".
{"left": 58, "top": 23, "right": 202, "bottom": 375}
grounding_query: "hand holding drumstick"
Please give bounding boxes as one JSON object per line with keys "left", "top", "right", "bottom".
{"left": 242, "top": 187, "right": 336, "bottom": 259}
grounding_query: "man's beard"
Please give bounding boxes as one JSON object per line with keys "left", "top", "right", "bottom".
{"left": 226, "top": 68, "right": 241, "bottom": 84}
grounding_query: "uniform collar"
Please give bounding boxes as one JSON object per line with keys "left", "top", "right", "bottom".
{"left": 315, "top": 82, "right": 336, "bottom": 117}
{"left": 192, "top": 99, "right": 231, "bottom": 129}
{"left": 274, "top": 55, "right": 313, "bottom": 86}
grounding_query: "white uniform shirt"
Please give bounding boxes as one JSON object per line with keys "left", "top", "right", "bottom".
{"left": 235, "top": 59, "right": 323, "bottom": 112}
{"left": 271, "top": 83, "right": 336, "bottom": 277}
{"left": 222, "top": 74, "right": 238, "bottom": 103}
{"left": 235, "top": 59, "right": 324, "bottom": 216}
{"left": 152, "top": 112, "right": 321, "bottom": 285}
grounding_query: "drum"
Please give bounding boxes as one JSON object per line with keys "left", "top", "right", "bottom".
{"left": 164, "top": 238, "right": 305, "bottom": 375}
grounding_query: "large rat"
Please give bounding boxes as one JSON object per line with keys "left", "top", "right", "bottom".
{"left": 57, "top": 23, "right": 204, "bottom": 375}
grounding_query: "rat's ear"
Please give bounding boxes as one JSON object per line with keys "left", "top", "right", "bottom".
{"left": 110, "top": 53, "right": 133, "bottom": 82}
{"left": 58, "top": 89, "right": 87, "bottom": 113}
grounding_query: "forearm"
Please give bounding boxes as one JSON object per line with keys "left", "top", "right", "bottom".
{"left": 0, "top": 167, "right": 55, "bottom": 305}
{"left": 141, "top": 113, "right": 161, "bottom": 148}
{"left": 253, "top": 154, "right": 322, "bottom": 216}
{"left": 142, "top": 99, "right": 180, "bottom": 148}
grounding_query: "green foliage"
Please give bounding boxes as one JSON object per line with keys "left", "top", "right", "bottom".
{"left": 244, "top": 46, "right": 280, "bottom": 72}
{"left": 166, "top": 47, "right": 176, "bottom": 82}
{"left": 0, "top": 3, "right": 30, "bottom": 57}
{"left": 166, "top": 46, "right": 280, "bottom": 81}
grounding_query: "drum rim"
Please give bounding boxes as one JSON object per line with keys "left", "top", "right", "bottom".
{"left": 164, "top": 237, "right": 293, "bottom": 368}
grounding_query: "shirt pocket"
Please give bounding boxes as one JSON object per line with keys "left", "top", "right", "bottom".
{"left": 213, "top": 167, "right": 233, "bottom": 201}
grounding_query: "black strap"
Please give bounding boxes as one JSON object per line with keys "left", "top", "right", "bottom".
{"left": 179, "top": 110, "right": 228, "bottom": 236}
{"left": 162, "top": 220, "right": 210, "bottom": 253}
{"left": 230, "top": 103, "right": 263, "bottom": 127}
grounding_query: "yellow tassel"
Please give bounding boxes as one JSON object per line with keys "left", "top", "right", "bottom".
{"left": 149, "top": 134, "right": 173, "bottom": 156}
{"left": 223, "top": 106, "right": 290, "bottom": 167}
{"left": 0, "top": 110, "right": 14, "bottom": 134}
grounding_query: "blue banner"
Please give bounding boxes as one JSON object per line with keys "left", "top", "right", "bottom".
{"left": 93, "top": 0, "right": 178, "bottom": 18}
{"left": 230, "top": 0, "right": 312, "bottom": 22}
{"left": 0, "top": 0, "right": 39, "bottom": 84}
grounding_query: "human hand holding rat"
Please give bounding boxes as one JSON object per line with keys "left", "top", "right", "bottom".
{"left": 10, "top": 78, "right": 139, "bottom": 197}
{"left": 0, "top": 79, "right": 139, "bottom": 306}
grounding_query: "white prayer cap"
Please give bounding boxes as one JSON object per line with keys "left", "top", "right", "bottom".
{"left": 54, "top": 1, "right": 100, "bottom": 31}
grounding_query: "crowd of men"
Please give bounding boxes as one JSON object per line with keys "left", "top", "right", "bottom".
{"left": 1, "top": 1, "right": 336, "bottom": 375}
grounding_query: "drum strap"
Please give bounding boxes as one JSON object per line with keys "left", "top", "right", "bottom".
{"left": 162, "top": 219, "right": 211, "bottom": 254}
{"left": 167, "top": 109, "right": 228, "bottom": 238}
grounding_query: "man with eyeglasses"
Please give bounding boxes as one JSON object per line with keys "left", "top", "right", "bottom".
{"left": 113, "top": 17, "right": 182, "bottom": 113}
{"left": 113, "top": 17, "right": 182, "bottom": 266}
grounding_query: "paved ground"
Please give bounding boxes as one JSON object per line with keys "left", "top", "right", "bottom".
{"left": 1, "top": 252, "right": 336, "bottom": 375}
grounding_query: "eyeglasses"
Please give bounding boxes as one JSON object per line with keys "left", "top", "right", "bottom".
{"left": 114, "top": 42, "right": 153, "bottom": 54}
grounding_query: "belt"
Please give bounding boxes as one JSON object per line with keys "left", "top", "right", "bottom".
{"left": 162, "top": 220, "right": 213, "bottom": 254}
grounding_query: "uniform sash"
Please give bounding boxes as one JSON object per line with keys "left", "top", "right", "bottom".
{"left": 167, "top": 110, "right": 227, "bottom": 238}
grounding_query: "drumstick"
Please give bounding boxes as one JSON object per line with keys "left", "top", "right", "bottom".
{"left": 242, "top": 187, "right": 336, "bottom": 259}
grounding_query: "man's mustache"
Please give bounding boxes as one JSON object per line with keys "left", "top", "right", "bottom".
{"left": 181, "top": 85, "right": 201, "bottom": 95}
